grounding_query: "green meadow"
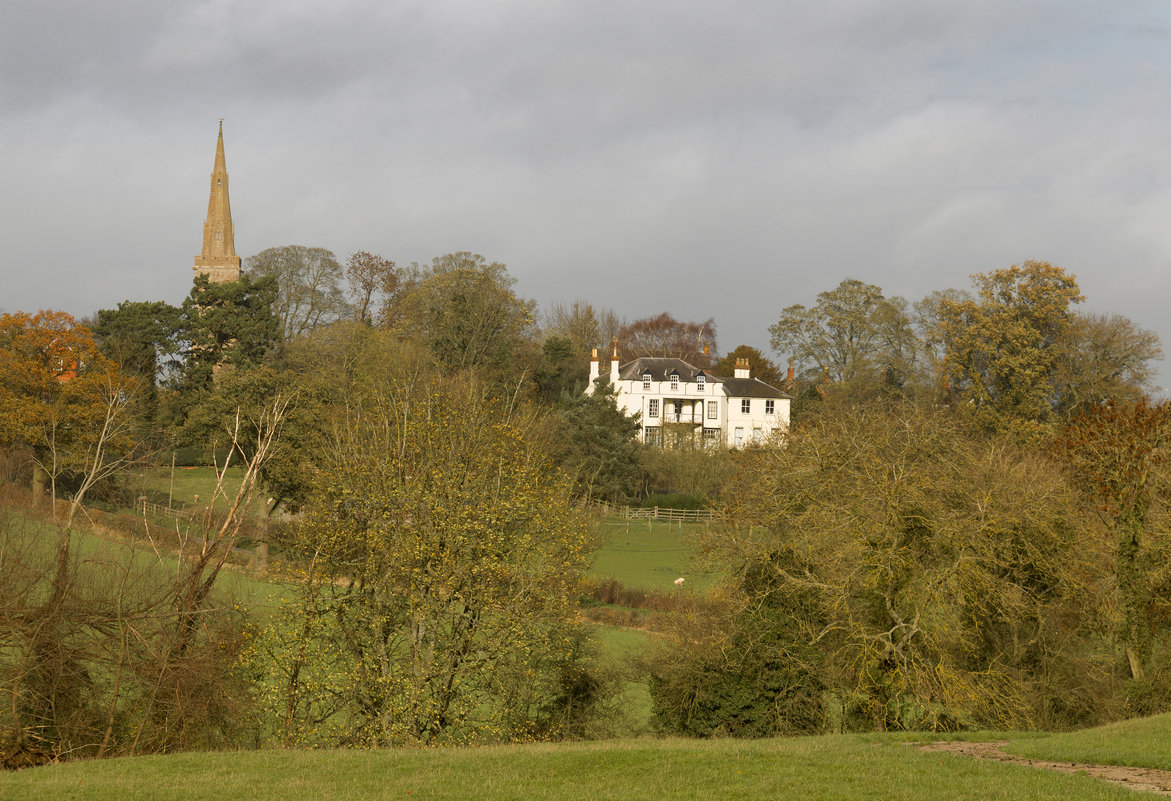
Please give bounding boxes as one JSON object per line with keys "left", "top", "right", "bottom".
{"left": 2, "top": 727, "right": 1153, "bottom": 801}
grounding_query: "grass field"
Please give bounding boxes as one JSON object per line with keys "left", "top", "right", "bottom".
{"left": 133, "top": 465, "right": 267, "bottom": 520}
{"left": 0, "top": 732, "right": 1143, "bottom": 801}
{"left": 1004, "top": 711, "right": 1171, "bottom": 770}
{"left": 588, "top": 518, "right": 717, "bottom": 592}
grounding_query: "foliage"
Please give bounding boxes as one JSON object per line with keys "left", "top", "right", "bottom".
{"left": 552, "top": 379, "right": 643, "bottom": 503}
{"left": 616, "top": 313, "right": 716, "bottom": 366}
{"left": 92, "top": 300, "right": 182, "bottom": 417}
{"left": 1052, "top": 312, "right": 1162, "bottom": 416}
{"left": 267, "top": 365, "right": 602, "bottom": 746}
{"left": 932, "top": 261, "right": 1082, "bottom": 441}
{"left": 649, "top": 560, "right": 826, "bottom": 737}
{"left": 0, "top": 511, "right": 257, "bottom": 765}
{"left": 0, "top": 311, "right": 139, "bottom": 498}
{"left": 533, "top": 335, "right": 589, "bottom": 401}
{"left": 769, "top": 278, "right": 917, "bottom": 389}
{"left": 1053, "top": 400, "right": 1171, "bottom": 681}
{"left": 392, "top": 252, "right": 537, "bottom": 376}
{"left": 542, "top": 301, "right": 622, "bottom": 360}
{"left": 713, "top": 344, "right": 786, "bottom": 387}
{"left": 245, "top": 245, "right": 349, "bottom": 340}
{"left": 638, "top": 440, "right": 735, "bottom": 502}
{"left": 677, "top": 401, "right": 1109, "bottom": 732}
{"left": 343, "top": 250, "right": 398, "bottom": 326}
{"left": 180, "top": 274, "right": 281, "bottom": 390}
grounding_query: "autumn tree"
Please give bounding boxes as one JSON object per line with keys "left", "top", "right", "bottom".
{"left": 392, "top": 252, "right": 536, "bottom": 375}
{"left": 245, "top": 245, "right": 348, "bottom": 340}
{"left": 932, "top": 261, "right": 1082, "bottom": 440}
{"left": 655, "top": 401, "right": 1107, "bottom": 733}
{"left": 0, "top": 311, "right": 139, "bottom": 501}
{"left": 769, "top": 279, "right": 917, "bottom": 389}
{"left": 542, "top": 301, "right": 622, "bottom": 359}
{"left": 1052, "top": 312, "right": 1162, "bottom": 416}
{"left": 616, "top": 313, "right": 716, "bottom": 366}
{"left": 1054, "top": 401, "right": 1171, "bottom": 686}
{"left": 344, "top": 250, "right": 398, "bottom": 325}
{"left": 714, "top": 345, "right": 786, "bottom": 387}
{"left": 267, "top": 359, "right": 601, "bottom": 745}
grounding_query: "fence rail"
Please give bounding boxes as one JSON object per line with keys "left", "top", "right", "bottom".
{"left": 140, "top": 499, "right": 191, "bottom": 521}
{"left": 596, "top": 503, "right": 719, "bottom": 523}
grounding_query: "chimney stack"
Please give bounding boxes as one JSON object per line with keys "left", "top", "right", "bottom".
{"left": 734, "top": 357, "right": 750, "bottom": 379}
{"left": 609, "top": 341, "right": 620, "bottom": 385}
{"left": 587, "top": 347, "right": 600, "bottom": 390}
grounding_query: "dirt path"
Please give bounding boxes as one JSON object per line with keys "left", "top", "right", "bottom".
{"left": 919, "top": 740, "right": 1171, "bottom": 796}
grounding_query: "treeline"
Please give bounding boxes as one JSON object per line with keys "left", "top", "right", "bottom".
{"left": 0, "top": 249, "right": 1168, "bottom": 760}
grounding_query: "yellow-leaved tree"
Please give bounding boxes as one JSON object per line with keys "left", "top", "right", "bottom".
{"left": 261, "top": 347, "right": 603, "bottom": 746}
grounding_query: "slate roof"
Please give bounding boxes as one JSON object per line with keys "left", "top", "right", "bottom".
{"left": 617, "top": 357, "right": 791, "bottom": 399}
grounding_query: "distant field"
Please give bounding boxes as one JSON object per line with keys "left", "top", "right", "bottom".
{"left": 1004, "top": 711, "right": 1171, "bottom": 770}
{"left": 133, "top": 466, "right": 266, "bottom": 520}
{"left": 588, "top": 518, "right": 718, "bottom": 592}
{"left": 0, "top": 731, "right": 1141, "bottom": 801}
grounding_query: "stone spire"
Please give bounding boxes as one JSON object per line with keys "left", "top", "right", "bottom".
{"left": 193, "top": 120, "right": 242, "bottom": 283}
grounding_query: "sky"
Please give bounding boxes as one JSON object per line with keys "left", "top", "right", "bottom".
{"left": 4, "top": 1, "right": 1171, "bottom": 387}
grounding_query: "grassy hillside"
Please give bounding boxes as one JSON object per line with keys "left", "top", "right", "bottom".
{"left": 1004, "top": 711, "right": 1171, "bottom": 770}
{"left": 0, "top": 733, "right": 1140, "bottom": 801}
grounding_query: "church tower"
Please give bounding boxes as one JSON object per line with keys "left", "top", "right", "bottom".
{"left": 193, "top": 121, "right": 242, "bottom": 283}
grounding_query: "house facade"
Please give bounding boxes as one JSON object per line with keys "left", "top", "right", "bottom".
{"left": 586, "top": 349, "right": 792, "bottom": 447}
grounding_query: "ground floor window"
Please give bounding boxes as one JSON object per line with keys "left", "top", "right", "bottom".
{"left": 753, "top": 427, "right": 763, "bottom": 444}
{"left": 734, "top": 427, "right": 744, "bottom": 447}
{"left": 702, "top": 427, "right": 720, "bottom": 441}
{"left": 644, "top": 426, "right": 662, "bottom": 446}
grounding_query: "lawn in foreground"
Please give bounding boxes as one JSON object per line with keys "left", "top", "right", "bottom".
{"left": 1004, "top": 711, "right": 1171, "bottom": 771}
{"left": 2, "top": 734, "right": 1139, "bottom": 801}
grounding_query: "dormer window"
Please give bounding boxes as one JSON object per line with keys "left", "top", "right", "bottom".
{"left": 670, "top": 372, "right": 680, "bottom": 392}
{"left": 696, "top": 372, "right": 706, "bottom": 391}
{"left": 642, "top": 372, "right": 652, "bottom": 391}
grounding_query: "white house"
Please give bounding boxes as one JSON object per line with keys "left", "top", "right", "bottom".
{"left": 586, "top": 348, "right": 792, "bottom": 447}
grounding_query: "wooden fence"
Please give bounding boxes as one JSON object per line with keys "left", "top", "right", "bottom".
{"left": 140, "top": 499, "right": 191, "bottom": 522}
{"left": 595, "top": 502, "right": 719, "bottom": 523}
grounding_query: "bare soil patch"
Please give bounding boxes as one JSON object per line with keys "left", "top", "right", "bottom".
{"left": 919, "top": 740, "right": 1171, "bottom": 796}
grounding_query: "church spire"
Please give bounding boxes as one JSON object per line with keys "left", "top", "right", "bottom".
{"left": 193, "top": 120, "right": 242, "bottom": 283}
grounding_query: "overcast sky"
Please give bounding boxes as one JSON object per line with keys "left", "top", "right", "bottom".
{"left": 3, "top": 2, "right": 1171, "bottom": 385}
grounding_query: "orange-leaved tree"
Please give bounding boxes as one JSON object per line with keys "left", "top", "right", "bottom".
{"left": 0, "top": 310, "right": 139, "bottom": 518}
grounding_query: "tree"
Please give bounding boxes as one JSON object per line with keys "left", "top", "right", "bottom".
{"left": 933, "top": 261, "right": 1083, "bottom": 440}
{"left": 542, "top": 301, "right": 622, "bottom": 360}
{"left": 245, "top": 245, "right": 348, "bottom": 340}
{"left": 344, "top": 250, "right": 398, "bottom": 325}
{"left": 92, "top": 300, "right": 182, "bottom": 420}
{"left": 714, "top": 345, "right": 786, "bottom": 387}
{"left": 0, "top": 311, "right": 138, "bottom": 500}
{"left": 1054, "top": 401, "right": 1171, "bottom": 683}
{"left": 663, "top": 400, "right": 1106, "bottom": 733}
{"left": 392, "top": 252, "right": 536, "bottom": 375}
{"left": 1052, "top": 312, "right": 1162, "bottom": 416}
{"left": 180, "top": 273, "right": 281, "bottom": 389}
{"left": 269, "top": 363, "right": 600, "bottom": 745}
{"left": 532, "top": 335, "right": 588, "bottom": 401}
{"left": 769, "top": 279, "right": 917, "bottom": 388}
{"left": 553, "top": 379, "right": 643, "bottom": 503}
{"left": 616, "top": 313, "right": 716, "bottom": 365}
